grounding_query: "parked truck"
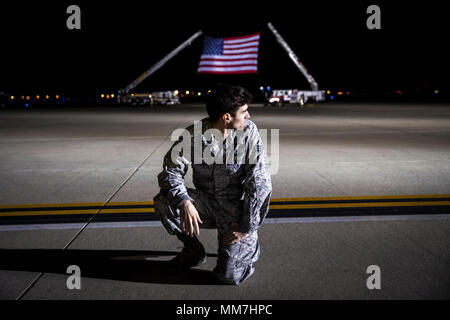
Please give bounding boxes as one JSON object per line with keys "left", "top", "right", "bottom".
{"left": 265, "top": 23, "right": 326, "bottom": 107}
{"left": 267, "top": 89, "right": 326, "bottom": 107}
{"left": 118, "top": 91, "right": 180, "bottom": 106}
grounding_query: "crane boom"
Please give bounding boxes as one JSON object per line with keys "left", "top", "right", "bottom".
{"left": 267, "top": 22, "right": 319, "bottom": 91}
{"left": 119, "top": 30, "right": 203, "bottom": 94}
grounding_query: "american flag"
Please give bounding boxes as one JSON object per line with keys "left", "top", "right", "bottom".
{"left": 197, "top": 32, "right": 260, "bottom": 74}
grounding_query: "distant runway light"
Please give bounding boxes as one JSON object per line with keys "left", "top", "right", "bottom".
{"left": 185, "top": 90, "right": 189, "bottom": 95}
{"left": 36, "top": 95, "right": 40, "bottom": 99}
{"left": 434, "top": 90, "right": 439, "bottom": 94}
{"left": 111, "top": 94, "right": 115, "bottom": 98}
{"left": 101, "top": 94, "right": 105, "bottom": 98}
{"left": 326, "top": 90, "right": 331, "bottom": 94}
{"left": 25, "top": 103, "right": 29, "bottom": 107}
{"left": 330, "top": 96, "right": 334, "bottom": 100}
{"left": 198, "top": 92, "right": 201, "bottom": 96}
{"left": 56, "top": 95, "right": 60, "bottom": 99}
{"left": 21, "top": 96, "right": 24, "bottom": 99}
{"left": 174, "top": 90, "right": 179, "bottom": 95}
{"left": 106, "top": 95, "right": 110, "bottom": 99}
{"left": 26, "top": 96, "right": 30, "bottom": 100}
{"left": 10, "top": 96, "right": 14, "bottom": 100}
{"left": 45, "top": 95, "right": 49, "bottom": 99}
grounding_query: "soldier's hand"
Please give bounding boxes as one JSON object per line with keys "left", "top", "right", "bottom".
{"left": 222, "top": 222, "right": 249, "bottom": 246}
{"left": 179, "top": 200, "right": 203, "bottom": 237}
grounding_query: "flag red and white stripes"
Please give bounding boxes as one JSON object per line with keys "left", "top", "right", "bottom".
{"left": 197, "top": 32, "right": 260, "bottom": 74}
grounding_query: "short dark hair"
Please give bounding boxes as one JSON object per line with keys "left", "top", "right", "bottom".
{"left": 206, "top": 84, "right": 253, "bottom": 121}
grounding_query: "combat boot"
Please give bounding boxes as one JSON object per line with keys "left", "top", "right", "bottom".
{"left": 165, "top": 234, "right": 206, "bottom": 272}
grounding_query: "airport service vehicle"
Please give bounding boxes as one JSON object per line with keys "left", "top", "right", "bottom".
{"left": 117, "top": 31, "right": 203, "bottom": 106}
{"left": 265, "top": 23, "right": 325, "bottom": 107}
{"left": 267, "top": 89, "right": 326, "bottom": 106}
{"left": 119, "top": 91, "right": 179, "bottom": 106}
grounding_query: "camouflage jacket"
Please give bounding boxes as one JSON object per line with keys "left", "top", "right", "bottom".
{"left": 157, "top": 117, "right": 272, "bottom": 234}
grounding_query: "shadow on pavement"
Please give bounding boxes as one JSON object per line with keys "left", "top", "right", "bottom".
{"left": 0, "top": 249, "right": 222, "bottom": 285}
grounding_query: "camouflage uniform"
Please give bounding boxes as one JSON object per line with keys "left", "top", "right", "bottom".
{"left": 153, "top": 118, "right": 272, "bottom": 285}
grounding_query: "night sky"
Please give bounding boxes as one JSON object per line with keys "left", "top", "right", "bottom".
{"left": 1, "top": 1, "right": 449, "bottom": 99}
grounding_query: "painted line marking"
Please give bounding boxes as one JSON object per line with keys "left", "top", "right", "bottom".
{"left": 0, "top": 195, "right": 449, "bottom": 219}
{"left": 1, "top": 214, "right": 450, "bottom": 231}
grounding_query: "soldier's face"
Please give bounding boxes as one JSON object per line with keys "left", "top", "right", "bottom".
{"left": 230, "top": 104, "right": 250, "bottom": 130}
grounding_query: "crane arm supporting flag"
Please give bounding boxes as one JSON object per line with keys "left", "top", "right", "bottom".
{"left": 119, "top": 30, "right": 204, "bottom": 95}
{"left": 267, "top": 22, "right": 319, "bottom": 91}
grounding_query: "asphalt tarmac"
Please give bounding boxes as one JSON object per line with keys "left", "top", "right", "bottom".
{"left": 0, "top": 102, "right": 449, "bottom": 299}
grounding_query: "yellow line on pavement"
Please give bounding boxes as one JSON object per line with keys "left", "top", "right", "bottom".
{"left": 0, "top": 208, "right": 155, "bottom": 217}
{"left": 1, "top": 194, "right": 450, "bottom": 211}
{"left": 104, "top": 201, "right": 155, "bottom": 207}
{"left": 0, "top": 201, "right": 155, "bottom": 210}
{"left": 269, "top": 201, "right": 450, "bottom": 210}
{"left": 1, "top": 196, "right": 449, "bottom": 217}
{"left": 99, "top": 208, "right": 155, "bottom": 214}
{"left": 0, "top": 210, "right": 99, "bottom": 217}
{"left": 0, "top": 202, "right": 105, "bottom": 209}
{"left": 271, "top": 194, "right": 450, "bottom": 202}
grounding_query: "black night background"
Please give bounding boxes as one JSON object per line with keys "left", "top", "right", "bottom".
{"left": 1, "top": 1, "right": 449, "bottom": 103}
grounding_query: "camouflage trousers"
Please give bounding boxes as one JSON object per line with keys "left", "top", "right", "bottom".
{"left": 153, "top": 188, "right": 260, "bottom": 285}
